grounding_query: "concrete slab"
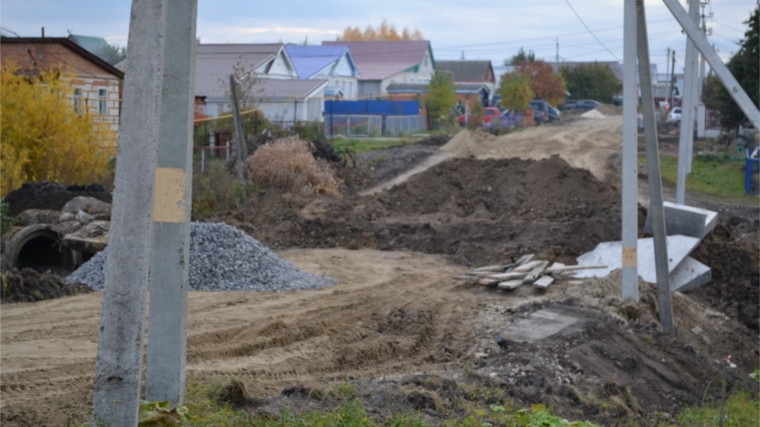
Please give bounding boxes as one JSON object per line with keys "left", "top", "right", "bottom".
{"left": 670, "top": 256, "right": 711, "bottom": 292}
{"left": 574, "top": 235, "right": 701, "bottom": 283}
{"left": 500, "top": 307, "right": 579, "bottom": 343}
{"left": 644, "top": 202, "right": 718, "bottom": 238}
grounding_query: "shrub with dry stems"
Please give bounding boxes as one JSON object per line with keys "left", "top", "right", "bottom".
{"left": 246, "top": 136, "right": 341, "bottom": 196}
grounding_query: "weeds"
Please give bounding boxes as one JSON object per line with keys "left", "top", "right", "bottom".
{"left": 192, "top": 160, "right": 255, "bottom": 219}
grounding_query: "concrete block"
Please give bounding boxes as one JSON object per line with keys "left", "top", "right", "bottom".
{"left": 670, "top": 256, "right": 711, "bottom": 292}
{"left": 574, "top": 235, "right": 701, "bottom": 284}
{"left": 644, "top": 201, "right": 718, "bottom": 238}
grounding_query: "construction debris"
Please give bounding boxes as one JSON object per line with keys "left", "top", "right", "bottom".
{"left": 456, "top": 254, "right": 606, "bottom": 290}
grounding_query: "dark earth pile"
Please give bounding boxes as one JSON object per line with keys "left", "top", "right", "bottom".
{"left": 213, "top": 156, "right": 626, "bottom": 267}
{"left": 3, "top": 182, "right": 111, "bottom": 216}
{"left": 1, "top": 268, "right": 92, "bottom": 303}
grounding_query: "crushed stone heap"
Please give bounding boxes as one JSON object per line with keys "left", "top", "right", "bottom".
{"left": 67, "top": 222, "right": 335, "bottom": 292}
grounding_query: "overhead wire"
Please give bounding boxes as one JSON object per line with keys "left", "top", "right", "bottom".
{"left": 561, "top": 0, "right": 620, "bottom": 61}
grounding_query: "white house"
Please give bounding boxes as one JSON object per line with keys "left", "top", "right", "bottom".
{"left": 284, "top": 44, "right": 360, "bottom": 99}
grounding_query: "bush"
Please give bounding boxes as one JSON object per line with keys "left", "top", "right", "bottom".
{"left": 246, "top": 136, "right": 341, "bottom": 195}
{"left": 484, "top": 112, "right": 524, "bottom": 135}
{"left": 192, "top": 161, "right": 254, "bottom": 218}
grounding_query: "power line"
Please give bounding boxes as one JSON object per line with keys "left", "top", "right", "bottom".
{"left": 561, "top": 0, "right": 620, "bottom": 61}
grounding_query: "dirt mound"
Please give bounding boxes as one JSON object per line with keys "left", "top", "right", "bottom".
{"left": 594, "top": 104, "right": 623, "bottom": 116}
{"left": 3, "top": 182, "right": 111, "bottom": 217}
{"left": 375, "top": 156, "right": 617, "bottom": 223}
{"left": 212, "top": 156, "right": 624, "bottom": 268}
{"left": 1, "top": 268, "right": 92, "bottom": 303}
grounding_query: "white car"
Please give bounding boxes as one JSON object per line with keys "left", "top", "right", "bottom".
{"left": 666, "top": 107, "right": 682, "bottom": 123}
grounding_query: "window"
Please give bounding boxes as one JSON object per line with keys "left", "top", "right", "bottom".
{"left": 73, "top": 88, "right": 83, "bottom": 115}
{"left": 98, "top": 89, "right": 108, "bottom": 115}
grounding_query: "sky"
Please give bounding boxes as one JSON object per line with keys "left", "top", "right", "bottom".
{"left": 1, "top": 0, "right": 756, "bottom": 77}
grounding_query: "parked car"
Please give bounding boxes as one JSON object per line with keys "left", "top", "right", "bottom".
{"left": 528, "top": 99, "right": 551, "bottom": 124}
{"left": 665, "top": 107, "right": 682, "bottom": 123}
{"left": 610, "top": 95, "right": 623, "bottom": 106}
{"left": 566, "top": 99, "right": 601, "bottom": 111}
{"left": 458, "top": 107, "right": 502, "bottom": 126}
{"left": 547, "top": 106, "right": 561, "bottom": 121}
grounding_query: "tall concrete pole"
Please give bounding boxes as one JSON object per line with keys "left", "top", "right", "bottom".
{"left": 637, "top": 0, "right": 675, "bottom": 336}
{"left": 676, "top": 0, "right": 701, "bottom": 204}
{"left": 662, "top": 0, "right": 760, "bottom": 130}
{"left": 621, "top": 0, "right": 639, "bottom": 301}
{"left": 146, "top": 0, "right": 197, "bottom": 407}
{"left": 92, "top": 0, "right": 167, "bottom": 425}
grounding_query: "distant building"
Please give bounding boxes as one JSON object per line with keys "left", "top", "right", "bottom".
{"left": 322, "top": 40, "right": 435, "bottom": 97}
{"left": 284, "top": 44, "right": 360, "bottom": 99}
{"left": 436, "top": 60, "right": 496, "bottom": 106}
{"left": 0, "top": 36, "right": 124, "bottom": 142}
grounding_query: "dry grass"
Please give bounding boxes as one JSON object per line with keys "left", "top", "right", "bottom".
{"left": 246, "top": 136, "right": 341, "bottom": 196}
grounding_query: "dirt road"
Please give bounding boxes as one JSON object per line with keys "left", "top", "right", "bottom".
{"left": 2, "top": 113, "right": 757, "bottom": 426}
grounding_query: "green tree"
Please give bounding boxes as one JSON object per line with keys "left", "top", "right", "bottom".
{"left": 498, "top": 72, "right": 534, "bottom": 112}
{"left": 1, "top": 64, "right": 113, "bottom": 196}
{"left": 425, "top": 70, "right": 456, "bottom": 128}
{"left": 516, "top": 60, "right": 566, "bottom": 106}
{"left": 505, "top": 47, "right": 536, "bottom": 66}
{"left": 560, "top": 63, "right": 621, "bottom": 103}
{"left": 712, "top": 6, "right": 758, "bottom": 130}
{"left": 99, "top": 43, "right": 127, "bottom": 65}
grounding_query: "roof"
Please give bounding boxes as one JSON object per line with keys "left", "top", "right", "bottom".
{"left": 0, "top": 36, "right": 124, "bottom": 78}
{"left": 194, "top": 43, "right": 285, "bottom": 97}
{"left": 322, "top": 40, "right": 432, "bottom": 81}
{"left": 284, "top": 44, "right": 358, "bottom": 79}
{"left": 386, "top": 82, "right": 489, "bottom": 94}
{"left": 256, "top": 78, "right": 327, "bottom": 99}
{"left": 436, "top": 60, "right": 494, "bottom": 83}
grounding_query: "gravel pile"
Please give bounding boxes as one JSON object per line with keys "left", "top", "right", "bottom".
{"left": 67, "top": 222, "right": 335, "bottom": 292}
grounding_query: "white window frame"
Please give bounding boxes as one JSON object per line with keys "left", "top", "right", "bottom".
{"left": 98, "top": 88, "right": 108, "bottom": 115}
{"left": 73, "top": 88, "right": 84, "bottom": 115}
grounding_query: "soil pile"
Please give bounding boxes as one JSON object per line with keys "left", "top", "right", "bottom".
{"left": 3, "top": 182, "right": 111, "bottom": 217}
{"left": 1, "top": 268, "right": 92, "bottom": 303}
{"left": 214, "top": 156, "right": 624, "bottom": 267}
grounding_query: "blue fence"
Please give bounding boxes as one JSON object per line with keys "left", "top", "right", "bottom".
{"left": 325, "top": 100, "right": 420, "bottom": 116}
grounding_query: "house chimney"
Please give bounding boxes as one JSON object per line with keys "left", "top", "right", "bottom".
{"left": 41, "top": 27, "right": 45, "bottom": 38}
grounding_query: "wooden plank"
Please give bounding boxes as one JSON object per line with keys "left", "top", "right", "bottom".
{"left": 486, "top": 271, "right": 528, "bottom": 280}
{"left": 533, "top": 275, "right": 555, "bottom": 289}
{"left": 545, "top": 264, "right": 607, "bottom": 273}
{"left": 513, "top": 260, "right": 545, "bottom": 273}
{"left": 478, "top": 278, "right": 499, "bottom": 286}
{"left": 474, "top": 264, "right": 508, "bottom": 272}
{"left": 497, "top": 279, "right": 525, "bottom": 290}
{"left": 511, "top": 254, "right": 535, "bottom": 268}
{"left": 548, "top": 262, "right": 566, "bottom": 270}
{"left": 524, "top": 261, "right": 549, "bottom": 282}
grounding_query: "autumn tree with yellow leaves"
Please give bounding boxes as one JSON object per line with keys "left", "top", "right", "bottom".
{"left": 340, "top": 19, "right": 423, "bottom": 41}
{"left": 1, "top": 64, "right": 114, "bottom": 196}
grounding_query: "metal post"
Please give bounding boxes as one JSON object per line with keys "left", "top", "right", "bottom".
{"left": 621, "top": 0, "right": 639, "bottom": 301}
{"left": 226, "top": 142, "right": 230, "bottom": 163}
{"left": 92, "top": 0, "right": 167, "bottom": 425}
{"left": 145, "top": 0, "right": 197, "bottom": 406}
{"left": 637, "top": 0, "right": 674, "bottom": 335}
{"left": 676, "top": 0, "right": 700, "bottom": 204}
{"left": 661, "top": 0, "right": 760, "bottom": 130}
{"left": 229, "top": 75, "right": 247, "bottom": 183}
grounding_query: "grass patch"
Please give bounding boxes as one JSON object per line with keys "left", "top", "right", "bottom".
{"left": 671, "top": 390, "right": 759, "bottom": 427}
{"left": 192, "top": 160, "right": 255, "bottom": 219}
{"left": 330, "top": 138, "right": 409, "bottom": 154}
{"left": 644, "top": 153, "right": 752, "bottom": 199}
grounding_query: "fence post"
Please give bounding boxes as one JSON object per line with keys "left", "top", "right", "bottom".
{"left": 201, "top": 148, "right": 206, "bottom": 174}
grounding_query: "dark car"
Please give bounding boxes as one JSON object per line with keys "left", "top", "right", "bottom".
{"left": 547, "top": 106, "right": 561, "bottom": 121}
{"left": 528, "top": 99, "right": 551, "bottom": 124}
{"left": 568, "top": 99, "right": 601, "bottom": 111}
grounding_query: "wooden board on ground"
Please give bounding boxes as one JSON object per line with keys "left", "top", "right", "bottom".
{"left": 497, "top": 279, "right": 525, "bottom": 290}
{"left": 533, "top": 275, "right": 555, "bottom": 289}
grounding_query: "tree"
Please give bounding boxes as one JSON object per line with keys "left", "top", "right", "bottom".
{"left": 516, "top": 60, "right": 566, "bottom": 106}
{"left": 1, "top": 65, "right": 113, "bottom": 195}
{"left": 712, "top": 6, "right": 758, "bottom": 130}
{"left": 425, "top": 71, "right": 456, "bottom": 128}
{"left": 339, "top": 20, "right": 424, "bottom": 41}
{"left": 560, "top": 63, "right": 621, "bottom": 103}
{"left": 498, "top": 72, "right": 534, "bottom": 111}
{"left": 98, "top": 43, "right": 127, "bottom": 65}
{"left": 505, "top": 47, "right": 535, "bottom": 66}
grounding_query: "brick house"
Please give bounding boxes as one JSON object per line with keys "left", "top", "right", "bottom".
{"left": 0, "top": 36, "right": 124, "bottom": 143}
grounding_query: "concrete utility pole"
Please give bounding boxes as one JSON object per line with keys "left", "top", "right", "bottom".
{"left": 636, "top": 0, "right": 675, "bottom": 335}
{"left": 621, "top": 0, "right": 638, "bottom": 301}
{"left": 669, "top": 49, "right": 676, "bottom": 109}
{"left": 676, "top": 0, "right": 700, "bottom": 204}
{"left": 229, "top": 75, "right": 248, "bottom": 184}
{"left": 92, "top": 0, "right": 167, "bottom": 425}
{"left": 146, "top": 0, "right": 197, "bottom": 407}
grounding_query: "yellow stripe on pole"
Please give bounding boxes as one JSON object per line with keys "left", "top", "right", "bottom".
{"left": 153, "top": 167, "right": 187, "bottom": 223}
{"left": 622, "top": 246, "right": 637, "bottom": 268}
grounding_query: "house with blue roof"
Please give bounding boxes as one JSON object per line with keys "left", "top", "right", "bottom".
{"left": 284, "top": 44, "right": 359, "bottom": 99}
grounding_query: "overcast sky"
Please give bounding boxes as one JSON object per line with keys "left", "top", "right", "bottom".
{"left": 1, "top": 0, "right": 756, "bottom": 76}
